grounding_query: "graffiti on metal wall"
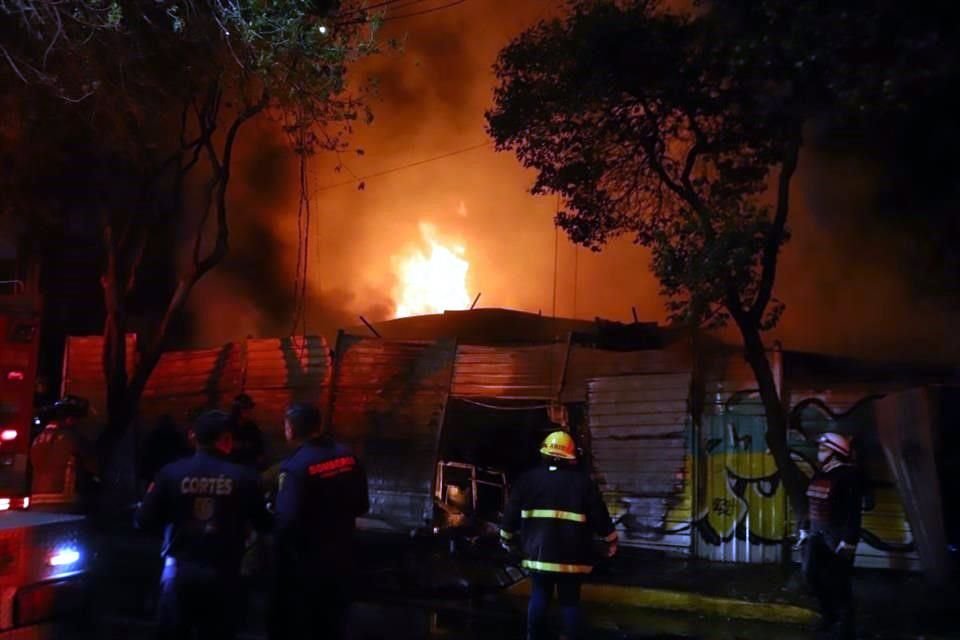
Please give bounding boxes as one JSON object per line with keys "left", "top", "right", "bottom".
{"left": 682, "top": 395, "right": 916, "bottom": 558}
{"left": 692, "top": 418, "right": 787, "bottom": 546}
{"left": 598, "top": 388, "right": 916, "bottom": 566}
{"left": 790, "top": 398, "right": 915, "bottom": 555}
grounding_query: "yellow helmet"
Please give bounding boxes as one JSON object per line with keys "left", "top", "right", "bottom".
{"left": 540, "top": 431, "right": 577, "bottom": 461}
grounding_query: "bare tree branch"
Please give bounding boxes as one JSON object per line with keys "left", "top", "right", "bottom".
{"left": 0, "top": 44, "right": 28, "bottom": 83}
{"left": 196, "top": 90, "right": 267, "bottom": 277}
{"left": 750, "top": 124, "right": 801, "bottom": 322}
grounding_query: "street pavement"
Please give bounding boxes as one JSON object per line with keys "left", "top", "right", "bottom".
{"left": 74, "top": 528, "right": 960, "bottom": 640}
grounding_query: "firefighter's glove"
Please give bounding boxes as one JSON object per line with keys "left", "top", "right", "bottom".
{"left": 499, "top": 529, "right": 518, "bottom": 553}
{"left": 604, "top": 531, "right": 619, "bottom": 558}
{"left": 835, "top": 541, "right": 856, "bottom": 560}
{"left": 792, "top": 529, "right": 809, "bottom": 551}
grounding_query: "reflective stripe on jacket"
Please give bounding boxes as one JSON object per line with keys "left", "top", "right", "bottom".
{"left": 500, "top": 463, "right": 616, "bottom": 574}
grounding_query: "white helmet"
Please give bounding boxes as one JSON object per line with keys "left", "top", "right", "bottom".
{"left": 818, "top": 432, "right": 852, "bottom": 458}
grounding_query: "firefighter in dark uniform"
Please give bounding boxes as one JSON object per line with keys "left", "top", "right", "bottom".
{"left": 30, "top": 395, "right": 99, "bottom": 513}
{"left": 228, "top": 393, "right": 266, "bottom": 470}
{"left": 135, "top": 410, "right": 272, "bottom": 640}
{"left": 500, "top": 431, "right": 618, "bottom": 640}
{"left": 269, "top": 402, "right": 369, "bottom": 640}
{"left": 799, "top": 432, "right": 863, "bottom": 639}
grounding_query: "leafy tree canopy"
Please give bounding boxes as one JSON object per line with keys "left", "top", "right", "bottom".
{"left": 0, "top": 0, "right": 389, "bottom": 446}
{"left": 488, "top": 0, "right": 957, "bottom": 330}
{"left": 486, "top": 0, "right": 959, "bottom": 514}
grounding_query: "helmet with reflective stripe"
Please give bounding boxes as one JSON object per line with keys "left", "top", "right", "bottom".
{"left": 540, "top": 431, "right": 577, "bottom": 461}
{"left": 818, "top": 432, "right": 852, "bottom": 458}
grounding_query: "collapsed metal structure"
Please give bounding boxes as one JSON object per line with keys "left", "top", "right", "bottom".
{"left": 63, "top": 308, "right": 956, "bottom": 572}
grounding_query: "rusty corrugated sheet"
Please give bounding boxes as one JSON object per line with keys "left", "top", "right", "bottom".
{"left": 242, "top": 336, "right": 331, "bottom": 450}
{"left": 61, "top": 335, "right": 136, "bottom": 435}
{"left": 329, "top": 335, "right": 455, "bottom": 532}
{"left": 61, "top": 335, "right": 330, "bottom": 447}
{"left": 450, "top": 343, "right": 567, "bottom": 400}
{"left": 561, "top": 345, "right": 690, "bottom": 403}
{"left": 138, "top": 343, "right": 243, "bottom": 424}
{"left": 588, "top": 373, "right": 692, "bottom": 554}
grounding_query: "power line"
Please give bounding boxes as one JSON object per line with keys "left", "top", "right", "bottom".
{"left": 384, "top": 0, "right": 441, "bottom": 13}
{"left": 552, "top": 196, "right": 559, "bottom": 321}
{"left": 314, "top": 140, "right": 491, "bottom": 192}
{"left": 572, "top": 243, "right": 579, "bottom": 319}
{"left": 382, "top": 0, "right": 469, "bottom": 21}
{"left": 335, "top": 0, "right": 467, "bottom": 24}
{"left": 335, "top": 0, "right": 432, "bottom": 19}
{"left": 457, "top": 397, "right": 553, "bottom": 411}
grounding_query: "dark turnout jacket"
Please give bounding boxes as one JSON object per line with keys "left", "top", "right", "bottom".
{"left": 501, "top": 463, "right": 617, "bottom": 574}
{"left": 135, "top": 450, "right": 272, "bottom": 575}
{"left": 803, "top": 461, "right": 863, "bottom": 551}
{"left": 274, "top": 437, "right": 369, "bottom": 576}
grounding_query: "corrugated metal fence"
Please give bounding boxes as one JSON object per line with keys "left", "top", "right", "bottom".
{"left": 329, "top": 334, "right": 456, "bottom": 532}
{"left": 788, "top": 387, "right": 920, "bottom": 570}
{"left": 60, "top": 336, "right": 136, "bottom": 439}
{"left": 242, "top": 337, "right": 331, "bottom": 448}
{"left": 694, "top": 352, "right": 787, "bottom": 563}
{"left": 587, "top": 373, "right": 693, "bottom": 554}
{"left": 140, "top": 344, "right": 242, "bottom": 424}
{"left": 61, "top": 335, "right": 330, "bottom": 445}
{"left": 451, "top": 344, "right": 567, "bottom": 399}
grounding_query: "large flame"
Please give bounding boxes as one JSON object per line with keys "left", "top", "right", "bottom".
{"left": 393, "top": 222, "right": 471, "bottom": 318}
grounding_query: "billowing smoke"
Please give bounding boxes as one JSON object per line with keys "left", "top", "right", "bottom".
{"left": 184, "top": 0, "right": 960, "bottom": 365}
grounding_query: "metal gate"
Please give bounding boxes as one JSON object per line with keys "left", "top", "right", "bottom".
{"left": 695, "top": 395, "right": 787, "bottom": 563}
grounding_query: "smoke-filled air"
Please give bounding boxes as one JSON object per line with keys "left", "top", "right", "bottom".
{"left": 184, "top": 0, "right": 960, "bottom": 365}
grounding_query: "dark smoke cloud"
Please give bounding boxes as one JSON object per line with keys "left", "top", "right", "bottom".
{"left": 184, "top": 0, "right": 959, "bottom": 365}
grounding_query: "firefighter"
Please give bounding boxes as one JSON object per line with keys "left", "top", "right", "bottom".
{"left": 500, "top": 431, "right": 618, "bottom": 640}
{"left": 228, "top": 393, "right": 266, "bottom": 470}
{"left": 139, "top": 414, "right": 191, "bottom": 487}
{"left": 269, "top": 402, "right": 369, "bottom": 640}
{"left": 30, "top": 395, "right": 99, "bottom": 512}
{"left": 798, "top": 432, "right": 863, "bottom": 639}
{"left": 135, "top": 410, "right": 272, "bottom": 640}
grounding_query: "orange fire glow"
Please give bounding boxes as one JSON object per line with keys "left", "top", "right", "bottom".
{"left": 393, "top": 222, "right": 471, "bottom": 318}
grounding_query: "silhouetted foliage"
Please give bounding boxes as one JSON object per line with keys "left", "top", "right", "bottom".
{"left": 0, "top": 1, "right": 387, "bottom": 449}
{"left": 487, "top": 0, "right": 959, "bottom": 515}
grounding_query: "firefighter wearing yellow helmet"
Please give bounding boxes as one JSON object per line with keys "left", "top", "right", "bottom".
{"left": 500, "top": 431, "right": 617, "bottom": 640}
{"left": 798, "top": 431, "right": 863, "bottom": 640}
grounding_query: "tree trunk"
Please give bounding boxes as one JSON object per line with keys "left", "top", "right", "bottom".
{"left": 127, "top": 278, "right": 193, "bottom": 403}
{"left": 100, "top": 241, "right": 132, "bottom": 454}
{"left": 735, "top": 318, "right": 809, "bottom": 521}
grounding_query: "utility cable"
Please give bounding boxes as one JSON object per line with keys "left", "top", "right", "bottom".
{"left": 456, "top": 397, "right": 553, "bottom": 411}
{"left": 572, "top": 243, "right": 578, "bottom": 319}
{"left": 552, "top": 196, "right": 559, "bottom": 321}
{"left": 335, "top": 0, "right": 430, "bottom": 19}
{"left": 381, "top": 0, "right": 469, "bottom": 22}
{"left": 314, "top": 140, "right": 491, "bottom": 192}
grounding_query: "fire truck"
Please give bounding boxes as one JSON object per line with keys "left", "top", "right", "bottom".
{"left": 0, "top": 292, "right": 90, "bottom": 638}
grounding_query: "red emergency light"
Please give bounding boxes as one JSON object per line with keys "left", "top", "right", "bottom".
{"left": 0, "top": 430, "right": 17, "bottom": 442}
{"left": 5, "top": 371, "right": 24, "bottom": 382}
{"left": 0, "top": 496, "right": 29, "bottom": 511}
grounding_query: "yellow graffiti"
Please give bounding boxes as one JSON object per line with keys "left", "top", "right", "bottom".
{"left": 698, "top": 452, "right": 786, "bottom": 543}
{"left": 861, "top": 487, "right": 912, "bottom": 547}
